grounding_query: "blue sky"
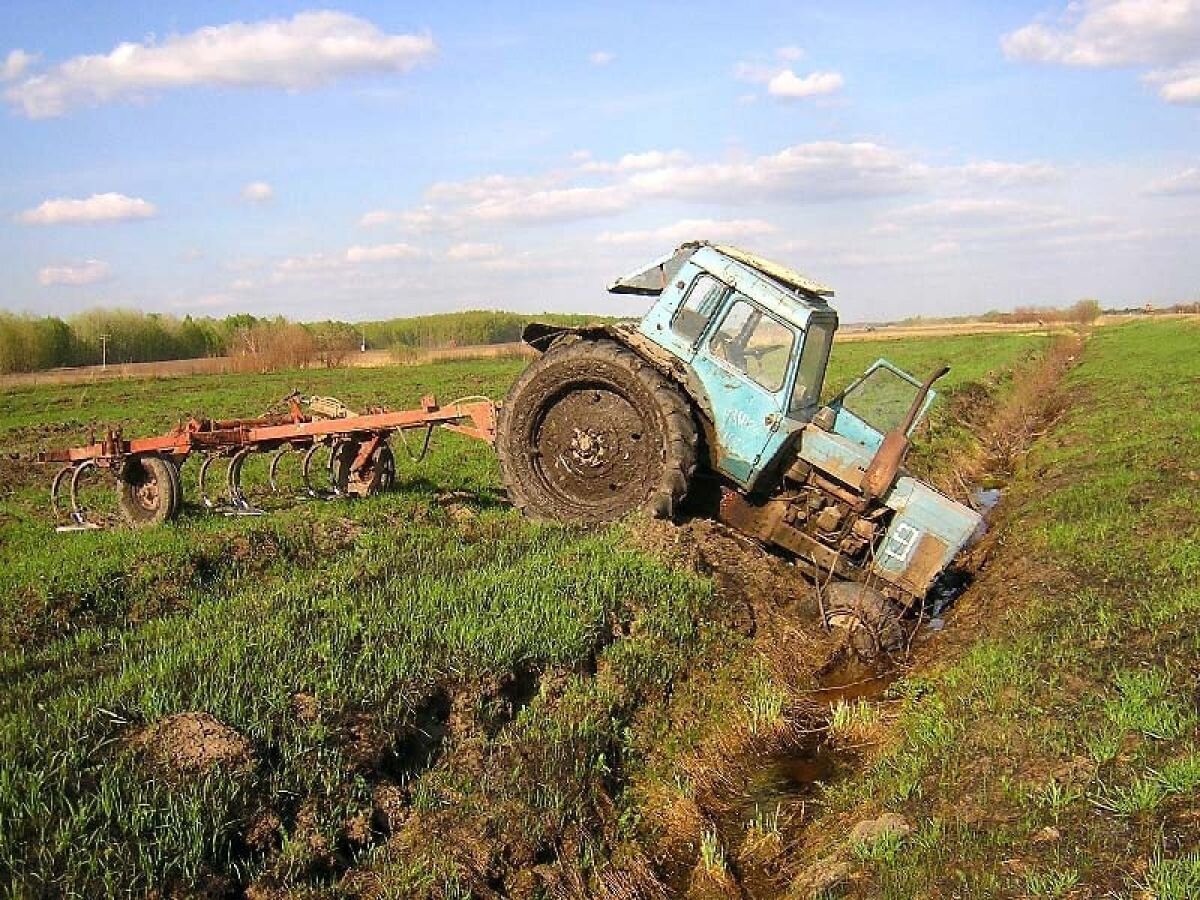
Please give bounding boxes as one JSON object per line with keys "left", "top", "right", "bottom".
{"left": 2, "top": 1, "right": 1198, "bottom": 323}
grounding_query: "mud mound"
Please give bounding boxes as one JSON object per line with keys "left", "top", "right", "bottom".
{"left": 129, "top": 711, "right": 254, "bottom": 776}
{"left": 635, "top": 516, "right": 823, "bottom": 639}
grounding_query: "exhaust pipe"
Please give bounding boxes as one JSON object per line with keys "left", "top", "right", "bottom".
{"left": 860, "top": 365, "right": 950, "bottom": 503}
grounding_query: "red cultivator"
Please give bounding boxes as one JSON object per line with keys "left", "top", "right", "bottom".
{"left": 38, "top": 392, "right": 497, "bottom": 530}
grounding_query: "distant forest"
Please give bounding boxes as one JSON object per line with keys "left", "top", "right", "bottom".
{"left": 0, "top": 309, "right": 611, "bottom": 375}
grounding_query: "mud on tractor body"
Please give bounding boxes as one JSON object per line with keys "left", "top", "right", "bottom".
{"left": 494, "top": 242, "right": 983, "bottom": 656}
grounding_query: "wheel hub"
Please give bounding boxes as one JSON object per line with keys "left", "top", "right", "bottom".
{"left": 135, "top": 480, "right": 159, "bottom": 509}
{"left": 532, "top": 386, "right": 657, "bottom": 509}
{"left": 569, "top": 428, "right": 610, "bottom": 467}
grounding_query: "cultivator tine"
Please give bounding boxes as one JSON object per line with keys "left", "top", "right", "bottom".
{"left": 50, "top": 465, "right": 74, "bottom": 523}
{"left": 268, "top": 446, "right": 291, "bottom": 494}
{"left": 301, "top": 443, "right": 331, "bottom": 499}
{"left": 224, "top": 447, "right": 263, "bottom": 516}
{"left": 54, "top": 461, "right": 102, "bottom": 532}
{"left": 328, "top": 440, "right": 346, "bottom": 497}
{"left": 198, "top": 454, "right": 220, "bottom": 509}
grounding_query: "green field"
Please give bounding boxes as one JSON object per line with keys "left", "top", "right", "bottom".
{"left": 5, "top": 325, "right": 1193, "bottom": 898}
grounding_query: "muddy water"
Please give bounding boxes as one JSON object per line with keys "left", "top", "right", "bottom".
{"left": 697, "top": 660, "right": 897, "bottom": 898}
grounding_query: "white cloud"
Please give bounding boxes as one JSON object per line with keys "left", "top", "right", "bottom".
{"left": 597, "top": 218, "right": 777, "bottom": 245}
{"left": 4, "top": 11, "right": 436, "bottom": 118}
{"left": 777, "top": 46, "right": 805, "bottom": 62}
{"left": 766, "top": 69, "right": 844, "bottom": 99}
{"left": 445, "top": 242, "right": 502, "bottom": 261}
{"left": 1002, "top": 1, "right": 1200, "bottom": 104}
{"left": 580, "top": 149, "right": 689, "bottom": 173}
{"left": 959, "top": 160, "right": 1063, "bottom": 186}
{"left": 2, "top": 49, "right": 36, "bottom": 81}
{"left": 389, "top": 141, "right": 928, "bottom": 231}
{"left": 1002, "top": 0, "right": 1200, "bottom": 67}
{"left": 1145, "top": 165, "right": 1200, "bottom": 194}
{"left": 890, "top": 197, "right": 1058, "bottom": 225}
{"left": 241, "top": 181, "right": 273, "bottom": 203}
{"left": 345, "top": 242, "right": 422, "bottom": 263}
{"left": 625, "top": 141, "right": 927, "bottom": 203}
{"left": 357, "top": 204, "right": 460, "bottom": 231}
{"left": 276, "top": 252, "right": 344, "bottom": 274}
{"left": 358, "top": 209, "right": 395, "bottom": 227}
{"left": 38, "top": 259, "right": 111, "bottom": 286}
{"left": 589, "top": 50, "right": 614, "bottom": 66}
{"left": 1146, "top": 61, "right": 1200, "bottom": 103}
{"left": 471, "top": 185, "right": 631, "bottom": 223}
{"left": 17, "top": 192, "right": 157, "bottom": 225}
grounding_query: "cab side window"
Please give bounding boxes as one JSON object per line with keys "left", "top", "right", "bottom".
{"left": 709, "top": 298, "right": 795, "bottom": 392}
{"left": 671, "top": 274, "right": 726, "bottom": 344}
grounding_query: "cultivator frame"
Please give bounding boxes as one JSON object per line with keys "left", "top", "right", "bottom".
{"left": 38, "top": 392, "right": 497, "bottom": 530}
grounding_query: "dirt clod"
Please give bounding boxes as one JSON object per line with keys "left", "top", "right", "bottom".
{"left": 848, "top": 812, "right": 911, "bottom": 845}
{"left": 1032, "top": 825, "right": 1061, "bottom": 844}
{"left": 129, "top": 711, "right": 253, "bottom": 776}
{"left": 789, "top": 854, "right": 851, "bottom": 898}
{"left": 245, "top": 809, "right": 283, "bottom": 853}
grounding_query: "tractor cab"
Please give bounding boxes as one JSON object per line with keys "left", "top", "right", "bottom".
{"left": 612, "top": 242, "right": 839, "bottom": 488}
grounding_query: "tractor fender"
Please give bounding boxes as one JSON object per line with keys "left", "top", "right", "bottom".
{"left": 521, "top": 320, "right": 719, "bottom": 459}
{"left": 522, "top": 322, "right": 685, "bottom": 385}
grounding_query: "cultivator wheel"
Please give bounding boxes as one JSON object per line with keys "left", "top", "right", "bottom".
{"left": 822, "top": 582, "right": 906, "bottom": 661}
{"left": 331, "top": 440, "right": 396, "bottom": 497}
{"left": 116, "top": 455, "right": 181, "bottom": 527}
{"left": 496, "top": 338, "right": 697, "bottom": 524}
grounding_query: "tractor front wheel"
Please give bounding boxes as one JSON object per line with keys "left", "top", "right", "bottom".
{"left": 823, "top": 582, "right": 906, "bottom": 660}
{"left": 496, "top": 338, "right": 697, "bottom": 525}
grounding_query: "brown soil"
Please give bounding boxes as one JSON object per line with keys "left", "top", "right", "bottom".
{"left": 128, "top": 711, "right": 254, "bottom": 777}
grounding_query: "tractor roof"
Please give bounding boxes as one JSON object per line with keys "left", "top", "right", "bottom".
{"left": 608, "top": 241, "right": 835, "bottom": 302}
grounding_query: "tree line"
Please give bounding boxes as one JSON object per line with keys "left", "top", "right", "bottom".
{"left": 0, "top": 308, "right": 611, "bottom": 375}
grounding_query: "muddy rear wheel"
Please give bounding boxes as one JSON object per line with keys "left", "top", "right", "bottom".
{"left": 117, "top": 455, "right": 181, "bottom": 527}
{"left": 823, "top": 582, "right": 906, "bottom": 660}
{"left": 497, "top": 338, "right": 697, "bottom": 525}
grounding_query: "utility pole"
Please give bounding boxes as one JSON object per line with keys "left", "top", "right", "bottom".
{"left": 99, "top": 333, "right": 110, "bottom": 371}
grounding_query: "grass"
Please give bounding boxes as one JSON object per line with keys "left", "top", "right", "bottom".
{"left": 0, "top": 331, "right": 1048, "bottom": 894}
{"left": 801, "top": 320, "right": 1200, "bottom": 894}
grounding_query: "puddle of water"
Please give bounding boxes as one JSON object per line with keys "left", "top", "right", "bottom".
{"left": 973, "top": 487, "right": 1002, "bottom": 514}
{"left": 813, "top": 656, "right": 898, "bottom": 704}
{"left": 745, "top": 746, "right": 839, "bottom": 804}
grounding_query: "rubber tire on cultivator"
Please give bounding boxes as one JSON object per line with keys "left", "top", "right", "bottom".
{"left": 331, "top": 441, "right": 396, "bottom": 497}
{"left": 822, "top": 582, "right": 906, "bottom": 660}
{"left": 117, "top": 455, "right": 182, "bottom": 526}
{"left": 496, "top": 337, "right": 697, "bottom": 524}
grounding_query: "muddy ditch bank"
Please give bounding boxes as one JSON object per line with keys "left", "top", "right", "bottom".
{"left": 616, "top": 335, "right": 1085, "bottom": 898}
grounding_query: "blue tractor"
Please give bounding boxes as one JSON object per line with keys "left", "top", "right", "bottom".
{"left": 496, "top": 242, "right": 982, "bottom": 656}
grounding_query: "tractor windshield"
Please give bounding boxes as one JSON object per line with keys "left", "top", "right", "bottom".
{"left": 840, "top": 365, "right": 922, "bottom": 434}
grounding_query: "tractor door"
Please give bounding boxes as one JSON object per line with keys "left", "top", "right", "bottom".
{"left": 690, "top": 294, "right": 801, "bottom": 486}
{"left": 828, "top": 360, "right": 937, "bottom": 452}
